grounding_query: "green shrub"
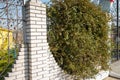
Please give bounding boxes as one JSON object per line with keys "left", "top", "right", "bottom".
{"left": 47, "top": 0, "right": 111, "bottom": 79}
{"left": 0, "top": 49, "right": 15, "bottom": 79}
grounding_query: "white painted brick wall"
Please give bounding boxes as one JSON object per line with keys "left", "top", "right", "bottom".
{"left": 26, "top": 28, "right": 37, "bottom": 32}
{"left": 26, "top": 25, "right": 42, "bottom": 28}
{"left": 5, "top": 76, "right": 16, "bottom": 80}
{"left": 8, "top": 71, "right": 23, "bottom": 76}
{"left": 5, "top": 1, "right": 77, "bottom": 80}
{"left": 29, "top": 51, "right": 37, "bottom": 55}
{"left": 20, "top": 47, "right": 27, "bottom": 52}
{"left": 26, "top": 36, "right": 37, "bottom": 40}
{"left": 41, "top": 25, "right": 47, "bottom": 28}
{"left": 29, "top": 65, "right": 37, "bottom": 70}
{"left": 36, "top": 29, "right": 46, "bottom": 32}
{"left": 5, "top": 44, "right": 29, "bottom": 80}
{"left": 18, "top": 51, "right": 27, "bottom": 55}
{"left": 24, "top": 1, "right": 50, "bottom": 80}
{"left": 26, "top": 13, "right": 36, "bottom": 17}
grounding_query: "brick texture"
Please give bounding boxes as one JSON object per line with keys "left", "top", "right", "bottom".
{"left": 5, "top": 0, "right": 73, "bottom": 80}
{"left": 5, "top": 44, "right": 29, "bottom": 80}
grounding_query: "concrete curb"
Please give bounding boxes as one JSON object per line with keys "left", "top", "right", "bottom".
{"left": 85, "top": 71, "right": 109, "bottom": 80}
{"left": 109, "top": 71, "right": 120, "bottom": 79}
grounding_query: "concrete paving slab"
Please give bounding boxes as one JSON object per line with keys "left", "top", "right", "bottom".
{"left": 103, "top": 77, "right": 119, "bottom": 80}
{"left": 110, "top": 60, "right": 120, "bottom": 79}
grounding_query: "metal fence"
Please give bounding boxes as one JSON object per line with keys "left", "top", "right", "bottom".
{"left": 111, "top": 0, "right": 120, "bottom": 62}
{"left": 0, "top": 0, "right": 24, "bottom": 79}
{"left": 111, "top": 24, "right": 120, "bottom": 62}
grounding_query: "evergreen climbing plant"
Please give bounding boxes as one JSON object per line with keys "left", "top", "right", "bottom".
{"left": 47, "top": 0, "right": 111, "bottom": 79}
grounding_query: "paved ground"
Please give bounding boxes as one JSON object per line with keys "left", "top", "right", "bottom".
{"left": 104, "top": 77, "right": 119, "bottom": 80}
{"left": 109, "top": 60, "right": 120, "bottom": 79}
{"left": 104, "top": 60, "right": 120, "bottom": 80}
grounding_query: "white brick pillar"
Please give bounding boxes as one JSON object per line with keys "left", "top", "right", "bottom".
{"left": 25, "top": 1, "right": 48, "bottom": 80}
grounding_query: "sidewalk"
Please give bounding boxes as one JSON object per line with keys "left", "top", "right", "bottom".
{"left": 104, "top": 77, "right": 119, "bottom": 80}
{"left": 109, "top": 60, "right": 120, "bottom": 79}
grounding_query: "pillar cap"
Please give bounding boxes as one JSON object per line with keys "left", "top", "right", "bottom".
{"left": 30, "top": 0, "right": 42, "bottom": 3}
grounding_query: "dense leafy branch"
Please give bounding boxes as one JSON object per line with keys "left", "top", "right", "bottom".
{"left": 47, "top": 0, "right": 111, "bottom": 79}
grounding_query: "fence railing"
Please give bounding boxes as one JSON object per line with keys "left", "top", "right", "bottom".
{"left": 0, "top": 0, "right": 24, "bottom": 79}
{"left": 111, "top": 26, "right": 120, "bottom": 62}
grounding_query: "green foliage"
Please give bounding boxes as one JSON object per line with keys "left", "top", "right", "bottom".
{"left": 47, "top": 0, "right": 111, "bottom": 79}
{"left": 0, "top": 49, "right": 15, "bottom": 79}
